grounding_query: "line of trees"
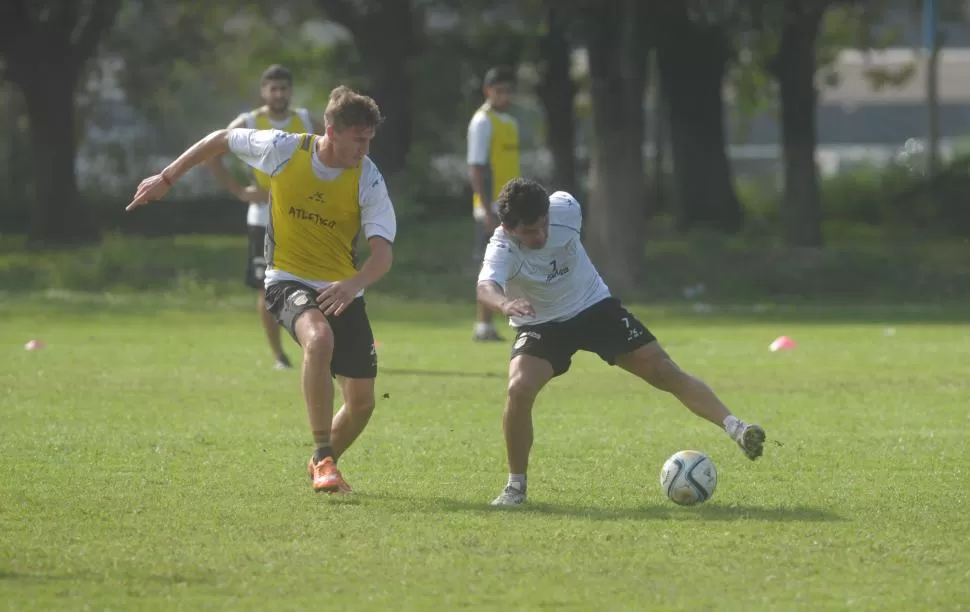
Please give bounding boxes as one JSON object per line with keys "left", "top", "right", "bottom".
{"left": 1, "top": 0, "right": 964, "bottom": 291}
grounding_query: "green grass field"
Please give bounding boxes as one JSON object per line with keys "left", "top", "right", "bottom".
{"left": 3, "top": 289, "right": 969, "bottom": 610}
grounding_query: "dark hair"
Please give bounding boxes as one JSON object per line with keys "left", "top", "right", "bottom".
{"left": 324, "top": 85, "right": 384, "bottom": 131}
{"left": 483, "top": 65, "right": 516, "bottom": 87}
{"left": 496, "top": 178, "right": 549, "bottom": 229}
{"left": 261, "top": 64, "right": 293, "bottom": 85}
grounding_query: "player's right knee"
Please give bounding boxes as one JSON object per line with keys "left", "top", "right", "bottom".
{"left": 300, "top": 321, "right": 334, "bottom": 357}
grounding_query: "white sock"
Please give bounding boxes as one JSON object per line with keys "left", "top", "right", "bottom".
{"left": 723, "top": 415, "right": 741, "bottom": 435}
{"left": 507, "top": 474, "right": 527, "bottom": 492}
{"left": 474, "top": 322, "right": 493, "bottom": 335}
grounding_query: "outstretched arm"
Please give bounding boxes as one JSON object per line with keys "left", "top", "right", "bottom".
{"left": 126, "top": 129, "right": 231, "bottom": 211}
{"left": 127, "top": 129, "right": 297, "bottom": 212}
{"left": 206, "top": 115, "right": 263, "bottom": 203}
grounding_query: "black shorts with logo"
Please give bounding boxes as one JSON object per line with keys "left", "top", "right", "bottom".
{"left": 510, "top": 297, "right": 656, "bottom": 377}
{"left": 244, "top": 225, "right": 267, "bottom": 289}
{"left": 264, "top": 281, "right": 378, "bottom": 379}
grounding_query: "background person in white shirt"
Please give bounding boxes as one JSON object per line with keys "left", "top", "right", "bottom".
{"left": 466, "top": 66, "right": 520, "bottom": 342}
{"left": 476, "top": 178, "right": 767, "bottom": 506}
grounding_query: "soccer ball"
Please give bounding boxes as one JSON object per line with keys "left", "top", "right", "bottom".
{"left": 660, "top": 450, "right": 717, "bottom": 506}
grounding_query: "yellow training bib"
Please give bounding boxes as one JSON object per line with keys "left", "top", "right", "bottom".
{"left": 251, "top": 109, "right": 308, "bottom": 191}
{"left": 266, "top": 134, "right": 362, "bottom": 281}
{"left": 473, "top": 105, "right": 520, "bottom": 211}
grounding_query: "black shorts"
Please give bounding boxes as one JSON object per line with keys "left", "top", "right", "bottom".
{"left": 244, "top": 225, "right": 267, "bottom": 289}
{"left": 264, "top": 281, "right": 378, "bottom": 379}
{"left": 510, "top": 298, "right": 656, "bottom": 377}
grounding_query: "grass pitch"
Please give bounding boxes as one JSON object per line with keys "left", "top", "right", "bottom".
{"left": 2, "top": 293, "right": 968, "bottom": 610}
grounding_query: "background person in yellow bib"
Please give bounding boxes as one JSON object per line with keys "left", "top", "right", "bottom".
{"left": 467, "top": 66, "right": 520, "bottom": 342}
{"left": 207, "top": 64, "right": 324, "bottom": 371}
{"left": 126, "top": 86, "right": 396, "bottom": 495}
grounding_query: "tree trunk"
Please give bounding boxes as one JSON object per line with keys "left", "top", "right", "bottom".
{"left": 655, "top": 8, "right": 741, "bottom": 233}
{"left": 356, "top": 39, "right": 413, "bottom": 176}
{"left": 926, "top": 29, "right": 942, "bottom": 176}
{"left": 323, "top": 0, "right": 416, "bottom": 176}
{"left": 650, "top": 49, "right": 667, "bottom": 217}
{"left": 536, "top": 4, "right": 577, "bottom": 197}
{"left": 18, "top": 64, "right": 97, "bottom": 244}
{"left": 1, "top": 85, "right": 32, "bottom": 221}
{"left": 0, "top": 0, "right": 121, "bottom": 245}
{"left": 583, "top": 0, "right": 648, "bottom": 294}
{"left": 775, "top": 8, "right": 825, "bottom": 247}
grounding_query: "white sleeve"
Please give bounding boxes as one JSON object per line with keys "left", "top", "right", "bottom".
{"left": 235, "top": 111, "right": 256, "bottom": 130}
{"left": 477, "top": 232, "right": 518, "bottom": 289}
{"left": 549, "top": 191, "right": 582, "bottom": 233}
{"left": 295, "top": 108, "right": 314, "bottom": 132}
{"left": 466, "top": 112, "right": 492, "bottom": 165}
{"left": 359, "top": 158, "right": 397, "bottom": 243}
{"left": 227, "top": 129, "right": 300, "bottom": 176}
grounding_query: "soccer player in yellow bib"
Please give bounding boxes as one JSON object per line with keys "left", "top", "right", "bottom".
{"left": 467, "top": 66, "right": 520, "bottom": 342}
{"left": 208, "top": 64, "right": 325, "bottom": 371}
{"left": 127, "top": 87, "right": 396, "bottom": 494}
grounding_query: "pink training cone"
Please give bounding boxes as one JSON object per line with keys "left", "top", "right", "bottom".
{"left": 769, "top": 336, "right": 796, "bottom": 352}
{"left": 24, "top": 339, "right": 45, "bottom": 351}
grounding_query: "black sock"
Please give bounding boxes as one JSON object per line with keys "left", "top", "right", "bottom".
{"left": 313, "top": 446, "right": 334, "bottom": 463}
{"left": 278, "top": 353, "right": 291, "bottom": 367}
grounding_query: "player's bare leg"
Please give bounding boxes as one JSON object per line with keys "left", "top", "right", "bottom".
{"left": 614, "top": 341, "right": 765, "bottom": 460}
{"left": 258, "top": 288, "right": 290, "bottom": 369}
{"left": 492, "top": 354, "right": 554, "bottom": 506}
{"left": 330, "top": 376, "right": 376, "bottom": 467}
{"left": 295, "top": 311, "right": 348, "bottom": 492}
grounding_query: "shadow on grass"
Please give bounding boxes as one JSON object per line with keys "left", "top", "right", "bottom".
{"left": 0, "top": 568, "right": 217, "bottom": 587}
{"left": 0, "top": 570, "right": 84, "bottom": 582}
{"left": 528, "top": 501, "right": 841, "bottom": 522}
{"left": 359, "top": 493, "right": 843, "bottom": 523}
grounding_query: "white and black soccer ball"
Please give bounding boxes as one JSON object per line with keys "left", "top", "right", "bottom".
{"left": 660, "top": 450, "right": 717, "bottom": 506}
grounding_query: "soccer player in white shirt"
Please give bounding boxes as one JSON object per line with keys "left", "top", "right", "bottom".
{"left": 477, "top": 178, "right": 766, "bottom": 506}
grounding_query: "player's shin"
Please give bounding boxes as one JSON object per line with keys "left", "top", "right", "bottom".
{"left": 299, "top": 327, "right": 336, "bottom": 462}
{"left": 331, "top": 378, "right": 376, "bottom": 460}
{"left": 503, "top": 397, "right": 534, "bottom": 479}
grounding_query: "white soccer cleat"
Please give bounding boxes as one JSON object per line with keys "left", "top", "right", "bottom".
{"left": 490, "top": 485, "right": 527, "bottom": 506}
{"left": 729, "top": 421, "right": 766, "bottom": 460}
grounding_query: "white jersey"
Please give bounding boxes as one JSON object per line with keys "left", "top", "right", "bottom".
{"left": 227, "top": 128, "right": 397, "bottom": 292}
{"left": 477, "top": 191, "right": 611, "bottom": 327}
{"left": 235, "top": 108, "right": 314, "bottom": 227}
